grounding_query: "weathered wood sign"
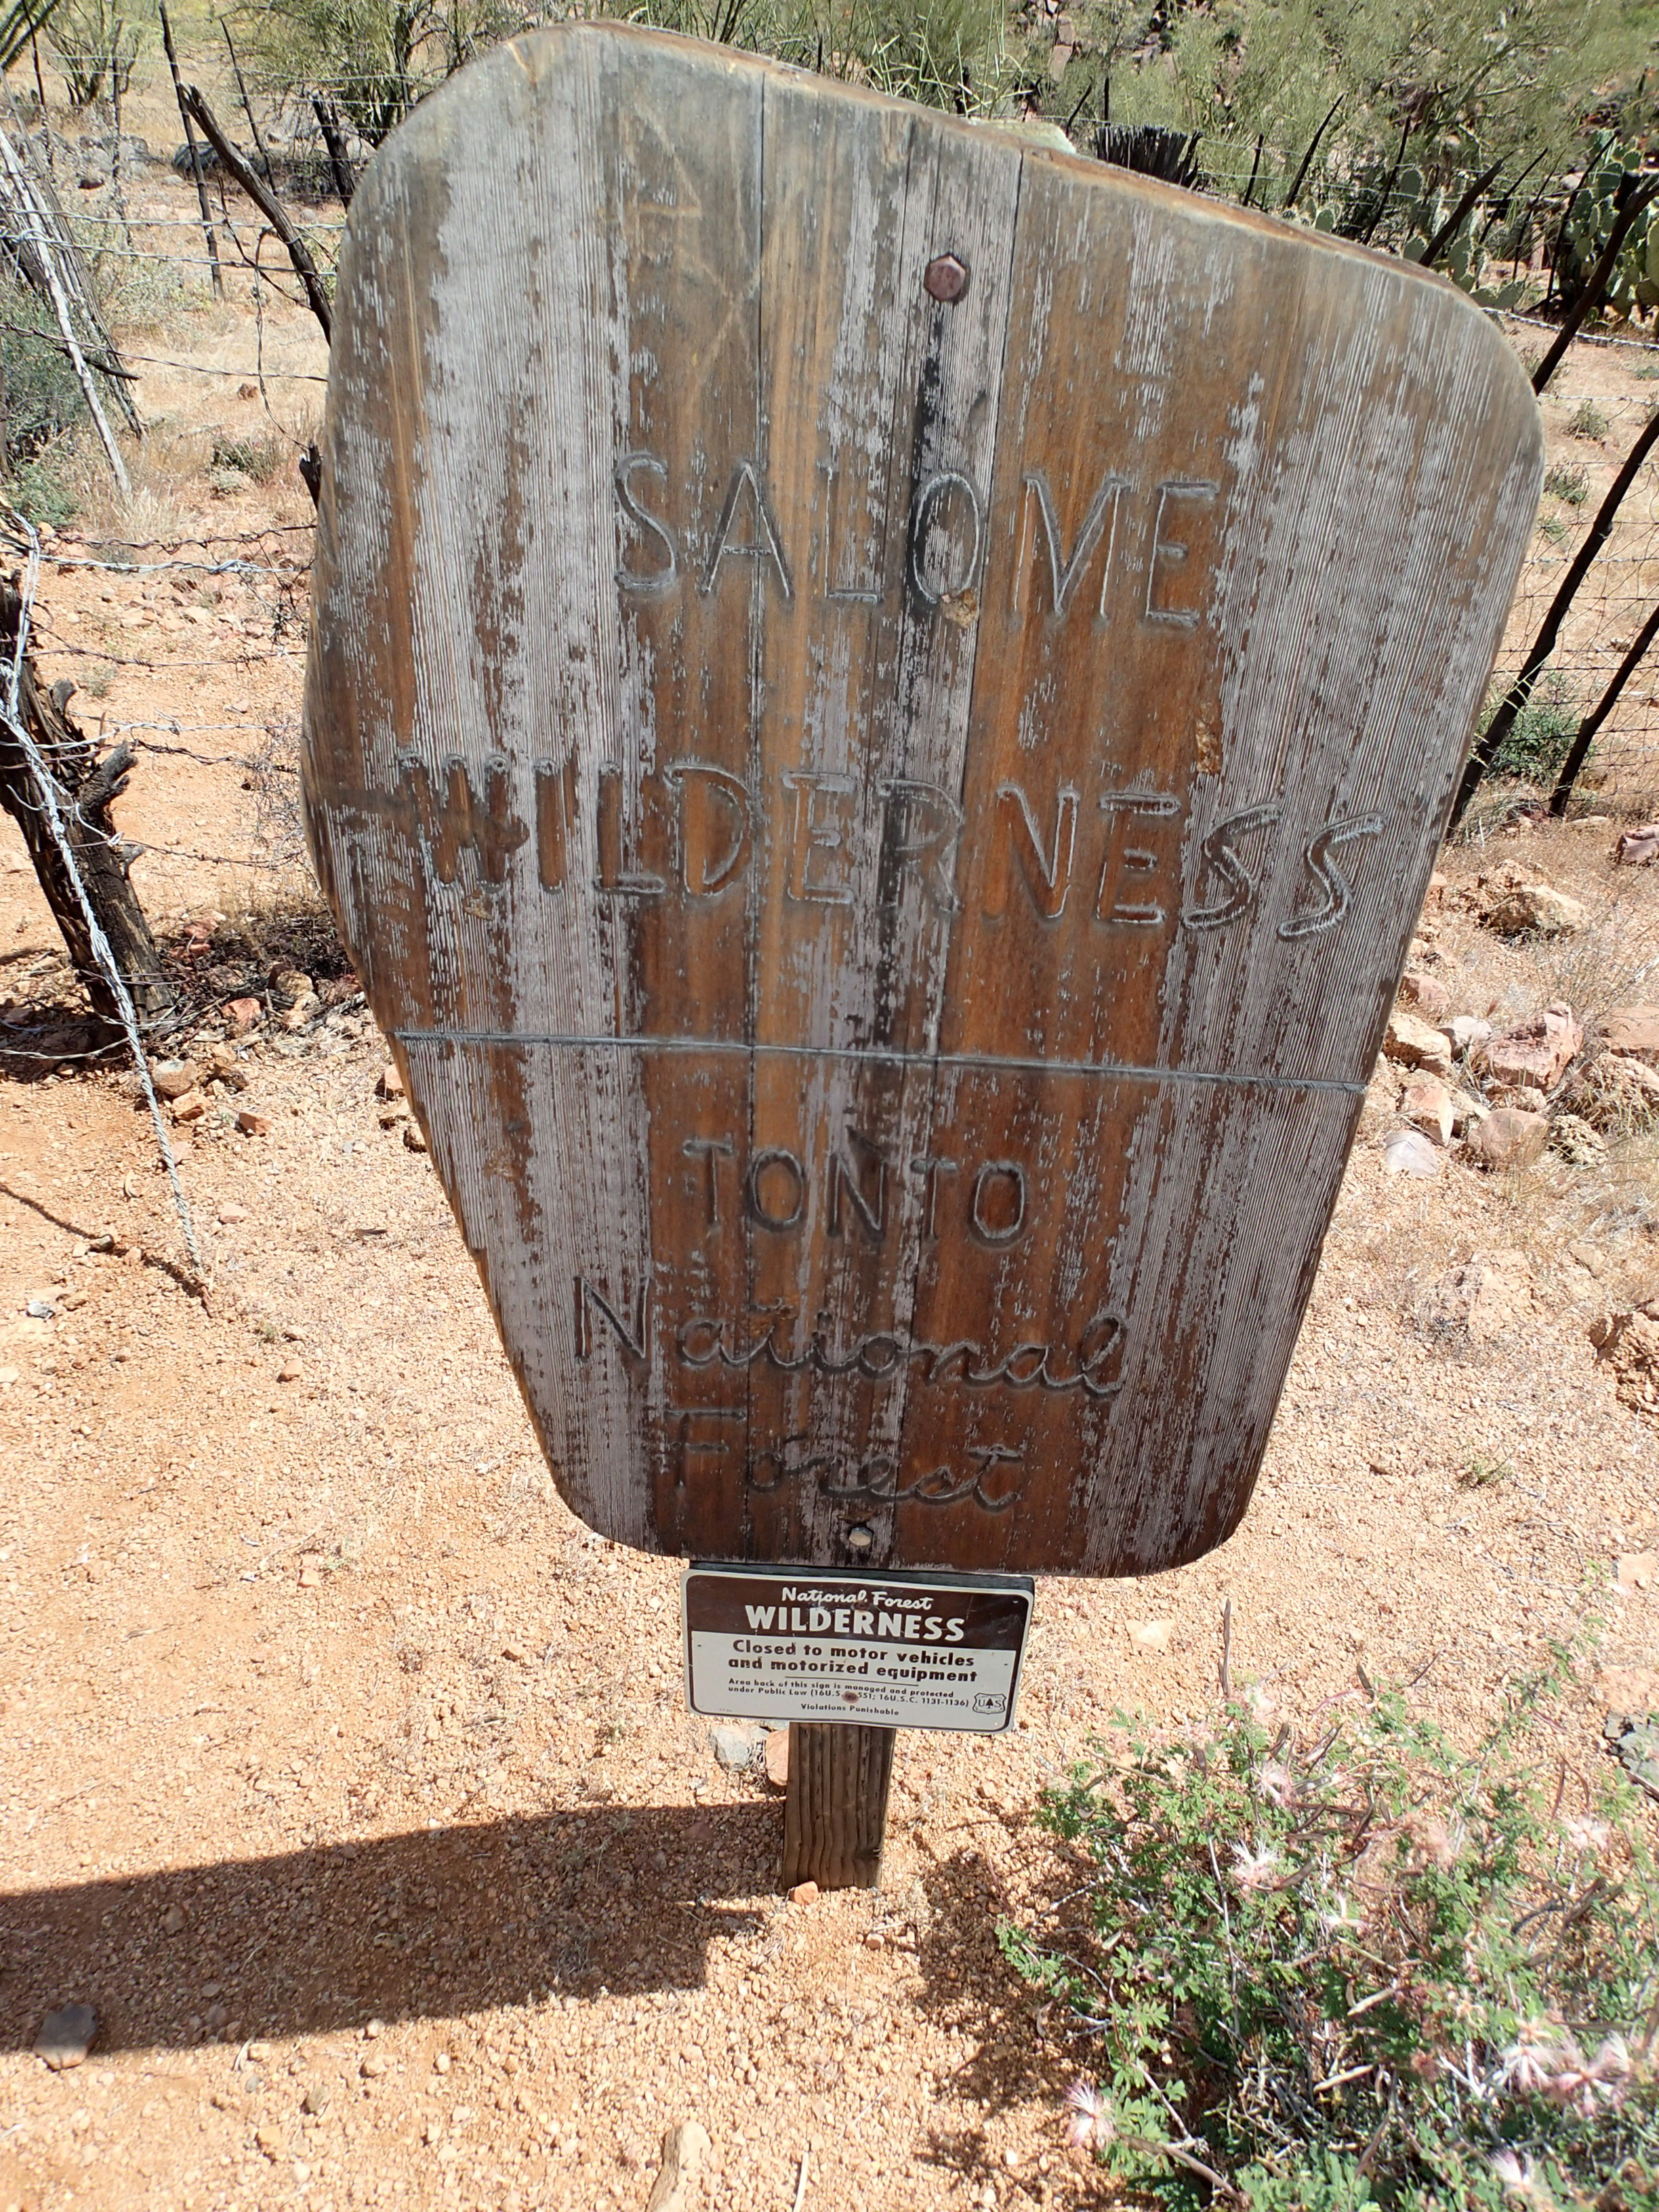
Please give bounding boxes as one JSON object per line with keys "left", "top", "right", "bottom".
{"left": 302, "top": 23, "right": 1541, "bottom": 1579}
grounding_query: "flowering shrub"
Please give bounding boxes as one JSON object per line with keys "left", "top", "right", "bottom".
{"left": 1001, "top": 1651, "right": 1658, "bottom": 2209}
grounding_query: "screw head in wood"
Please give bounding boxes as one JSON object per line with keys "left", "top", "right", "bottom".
{"left": 845, "top": 1523, "right": 875, "bottom": 1553}
{"left": 924, "top": 253, "right": 968, "bottom": 303}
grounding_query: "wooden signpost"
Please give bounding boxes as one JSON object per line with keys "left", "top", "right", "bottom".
{"left": 302, "top": 22, "right": 1542, "bottom": 1884}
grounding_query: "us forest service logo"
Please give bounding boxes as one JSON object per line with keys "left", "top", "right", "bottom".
{"left": 302, "top": 23, "right": 1542, "bottom": 1576}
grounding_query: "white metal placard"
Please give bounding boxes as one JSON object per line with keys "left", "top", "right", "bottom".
{"left": 683, "top": 1564, "right": 1033, "bottom": 1732}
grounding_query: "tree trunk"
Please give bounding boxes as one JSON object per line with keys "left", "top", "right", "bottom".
{"left": 0, "top": 579, "right": 173, "bottom": 1023}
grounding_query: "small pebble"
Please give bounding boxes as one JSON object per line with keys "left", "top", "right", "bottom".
{"left": 787, "top": 1881, "right": 819, "bottom": 1906}
{"left": 35, "top": 2003, "right": 96, "bottom": 2070}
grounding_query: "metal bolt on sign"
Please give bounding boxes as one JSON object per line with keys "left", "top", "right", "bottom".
{"left": 302, "top": 24, "right": 1542, "bottom": 1887}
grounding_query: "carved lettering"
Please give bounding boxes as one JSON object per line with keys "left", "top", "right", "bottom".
{"left": 533, "top": 750, "right": 578, "bottom": 893}
{"left": 827, "top": 1128, "right": 886, "bottom": 1240}
{"left": 665, "top": 760, "right": 752, "bottom": 895}
{"left": 907, "top": 1154, "right": 958, "bottom": 1238}
{"left": 573, "top": 1274, "right": 652, "bottom": 1367}
{"left": 1181, "top": 802, "right": 1282, "bottom": 930}
{"left": 676, "top": 1405, "right": 739, "bottom": 1488}
{"left": 1012, "top": 469, "right": 1128, "bottom": 619}
{"left": 614, "top": 451, "right": 678, "bottom": 594}
{"left": 783, "top": 772, "right": 856, "bottom": 905}
{"left": 969, "top": 1161, "right": 1027, "bottom": 1246}
{"left": 908, "top": 470, "right": 984, "bottom": 607}
{"left": 1279, "top": 811, "right": 1384, "bottom": 939}
{"left": 746, "top": 1148, "right": 806, "bottom": 1231}
{"left": 878, "top": 778, "right": 964, "bottom": 914}
{"left": 985, "top": 785, "right": 1078, "bottom": 920}
{"left": 667, "top": 1307, "right": 1123, "bottom": 1397}
{"left": 1145, "top": 479, "right": 1218, "bottom": 627}
{"left": 595, "top": 765, "right": 667, "bottom": 898}
{"left": 399, "top": 752, "right": 528, "bottom": 887}
{"left": 682, "top": 1135, "right": 734, "bottom": 1227}
{"left": 744, "top": 1436, "right": 1023, "bottom": 1511}
{"left": 1096, "top": 790, "right": 1181, "bottom": 926}
{"left": 699, "top": 459, "right": 793, "bottom": 600}
{"left": 819, "top": 460, "right": 882, "bottom": 605}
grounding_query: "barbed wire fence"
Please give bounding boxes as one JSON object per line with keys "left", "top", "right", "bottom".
{"left": 1463, "top": 380, "right": 1659, "bottom": 825}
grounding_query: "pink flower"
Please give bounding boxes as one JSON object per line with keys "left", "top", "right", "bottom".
{"left": 1500, "top": 2023, "right": 1557, "bottom": 2097}
{"left": 1229, "top": 1841, "right": 1283, "bottom": 1891}
{"left": 1490, "top": 2149, "right": 1544, "bottom": 2202}
{"left": 1561, "top": 1814, "right": 1610, "bottom": 1855}
{"left": 1255, "top": 1761, "right": 1298, "bottom": 1809}
{"left": 1063, "top": 2078, "right": 1113, "bottom": 2152}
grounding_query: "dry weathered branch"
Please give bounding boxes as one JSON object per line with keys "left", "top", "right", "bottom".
{"left": 182, "top": 84, "right": 332, "bottom": 344}
{"left": 0, "top": 577, "right": 172, "bottom": 1023}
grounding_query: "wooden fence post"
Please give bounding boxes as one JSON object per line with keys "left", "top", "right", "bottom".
{"left": 782, "top": 1724, "right": 895, "bottom": 1891}
{"left": 159, "top": 2, "right": 222, "bottom": 301}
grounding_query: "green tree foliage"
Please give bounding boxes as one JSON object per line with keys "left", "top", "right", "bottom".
{"left": 1047, "top": 0, "right": 1653, "bottom": 203}
{"left": 611, "top": 0, "right": 1021, "bottom": 110}
{"left": 234, "top": 0, "right": 537, "bottom": 145}
{"left": 45, "top": 0, "right": 144, "bottom": 108}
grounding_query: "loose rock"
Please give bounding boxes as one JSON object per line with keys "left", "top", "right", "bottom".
{"left": 403, "top": 1123, "right": 428, "bottom": 1153}
{"left": 170, "top": 1089, "right": 208, "bottom": 1124}
{"left": 149, "top": 1058, "right": 201, "bottom": 1101}
{"left": 1478, "top": 1001, "right": 1583, "bottom": 1094}
{"left": 224, "top": 996, "right": 262, "bottom": 1031}
{"left": 1400, "top": 1076, "right": 1454, "bottom": 1145}
{"left": 1590, "top": 1304, "right": 1659, "bottom": 1414}
{"left": 711, "top": 1723, "right": 760, "bottom": 1771}
{"left": 1614, "top": 823, "right": 1659, "bottom": 866}
{"left": 645, "top": 2120, "right": 712, "bottom": 2212}
{"left": 1381, "top": 1128, "right": 1439, "bottom": 1178}
{"left": 236, "top": 1108, "right": 270, "bottom": 1136}
{"left": 1561, "top": 1052, "right": 1659, "bottom": 1133}
{"left": 1461, "top": 1107, "right": 1549, "bottom": 1170}
{"left": 1601, "top": 1006, "right": 1659, "bottom": 1061}
{"left": 377, "top": 1064, "right": 405, "bottom": 1099}
{"left": 1383, "top": 1009, "right": 1453, "bottom": 1076}
{"left": 1397, "top": 971, "right": 1451, "bottom": 1021}
{"left": 1485, "top": 881, "right": 1588, "bottom": 935}
{"left": 1489, "top": 1082, "right": 1548, "bottom": 1114}
{"left": 787, "top": 1881, "right": 819, "bottom": 1906}
{"left": 1549, "top": 1111, "right": 1607, "bottom": 1168}
{"left": 1441, "top": 1014, "right": 1492, "bottom": 1057}
{"left": 1425, "top": 1248, "right": 1534, "bottom": 1344}
{"left": 35, "top": 2003, "right": 96, "bottom": 2070}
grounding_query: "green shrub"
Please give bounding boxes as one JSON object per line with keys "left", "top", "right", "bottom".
{"left": 211, "top": 431, "right": 287, "bottom": 486}
{"left": 1002, "top": 1643, "right": 1658, "bottom": 2210}
{"left": 1, "top": 281, "right": 86, "bottom": 463}
{"left": 1544, "top": 463, "right": 1591, "bottom": 508}
{"left": 45, "top": 0, "right": 144, "bottom": 107}
{"left": 1483, "top": 673, "right": 1581, "bottom": 786}
{"left": 1568, "top": 399, "right": 1611, "bottom": 441}
{"left": 8, "top": 443, "right": 80, "bottom": 527}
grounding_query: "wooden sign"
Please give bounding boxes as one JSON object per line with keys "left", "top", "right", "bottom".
{"left": 302, "top": 23, "right": 1541, "bottom": 1579}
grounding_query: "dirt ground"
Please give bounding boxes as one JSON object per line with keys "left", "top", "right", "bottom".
{"left": 3, "top": 95, "right": 1659, "bottom": 2212}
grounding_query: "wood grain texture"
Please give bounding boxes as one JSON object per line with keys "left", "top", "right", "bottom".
{"left": 781, "top": 1723, "right": 895, "bottom": 1890}
{"left": 302, "top": 22, "right": 1542, "bottom": 1576}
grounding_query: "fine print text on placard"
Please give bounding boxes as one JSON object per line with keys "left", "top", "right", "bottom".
{"left": 682, "top": 1565, "right": 1033, "bottom": 1732}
